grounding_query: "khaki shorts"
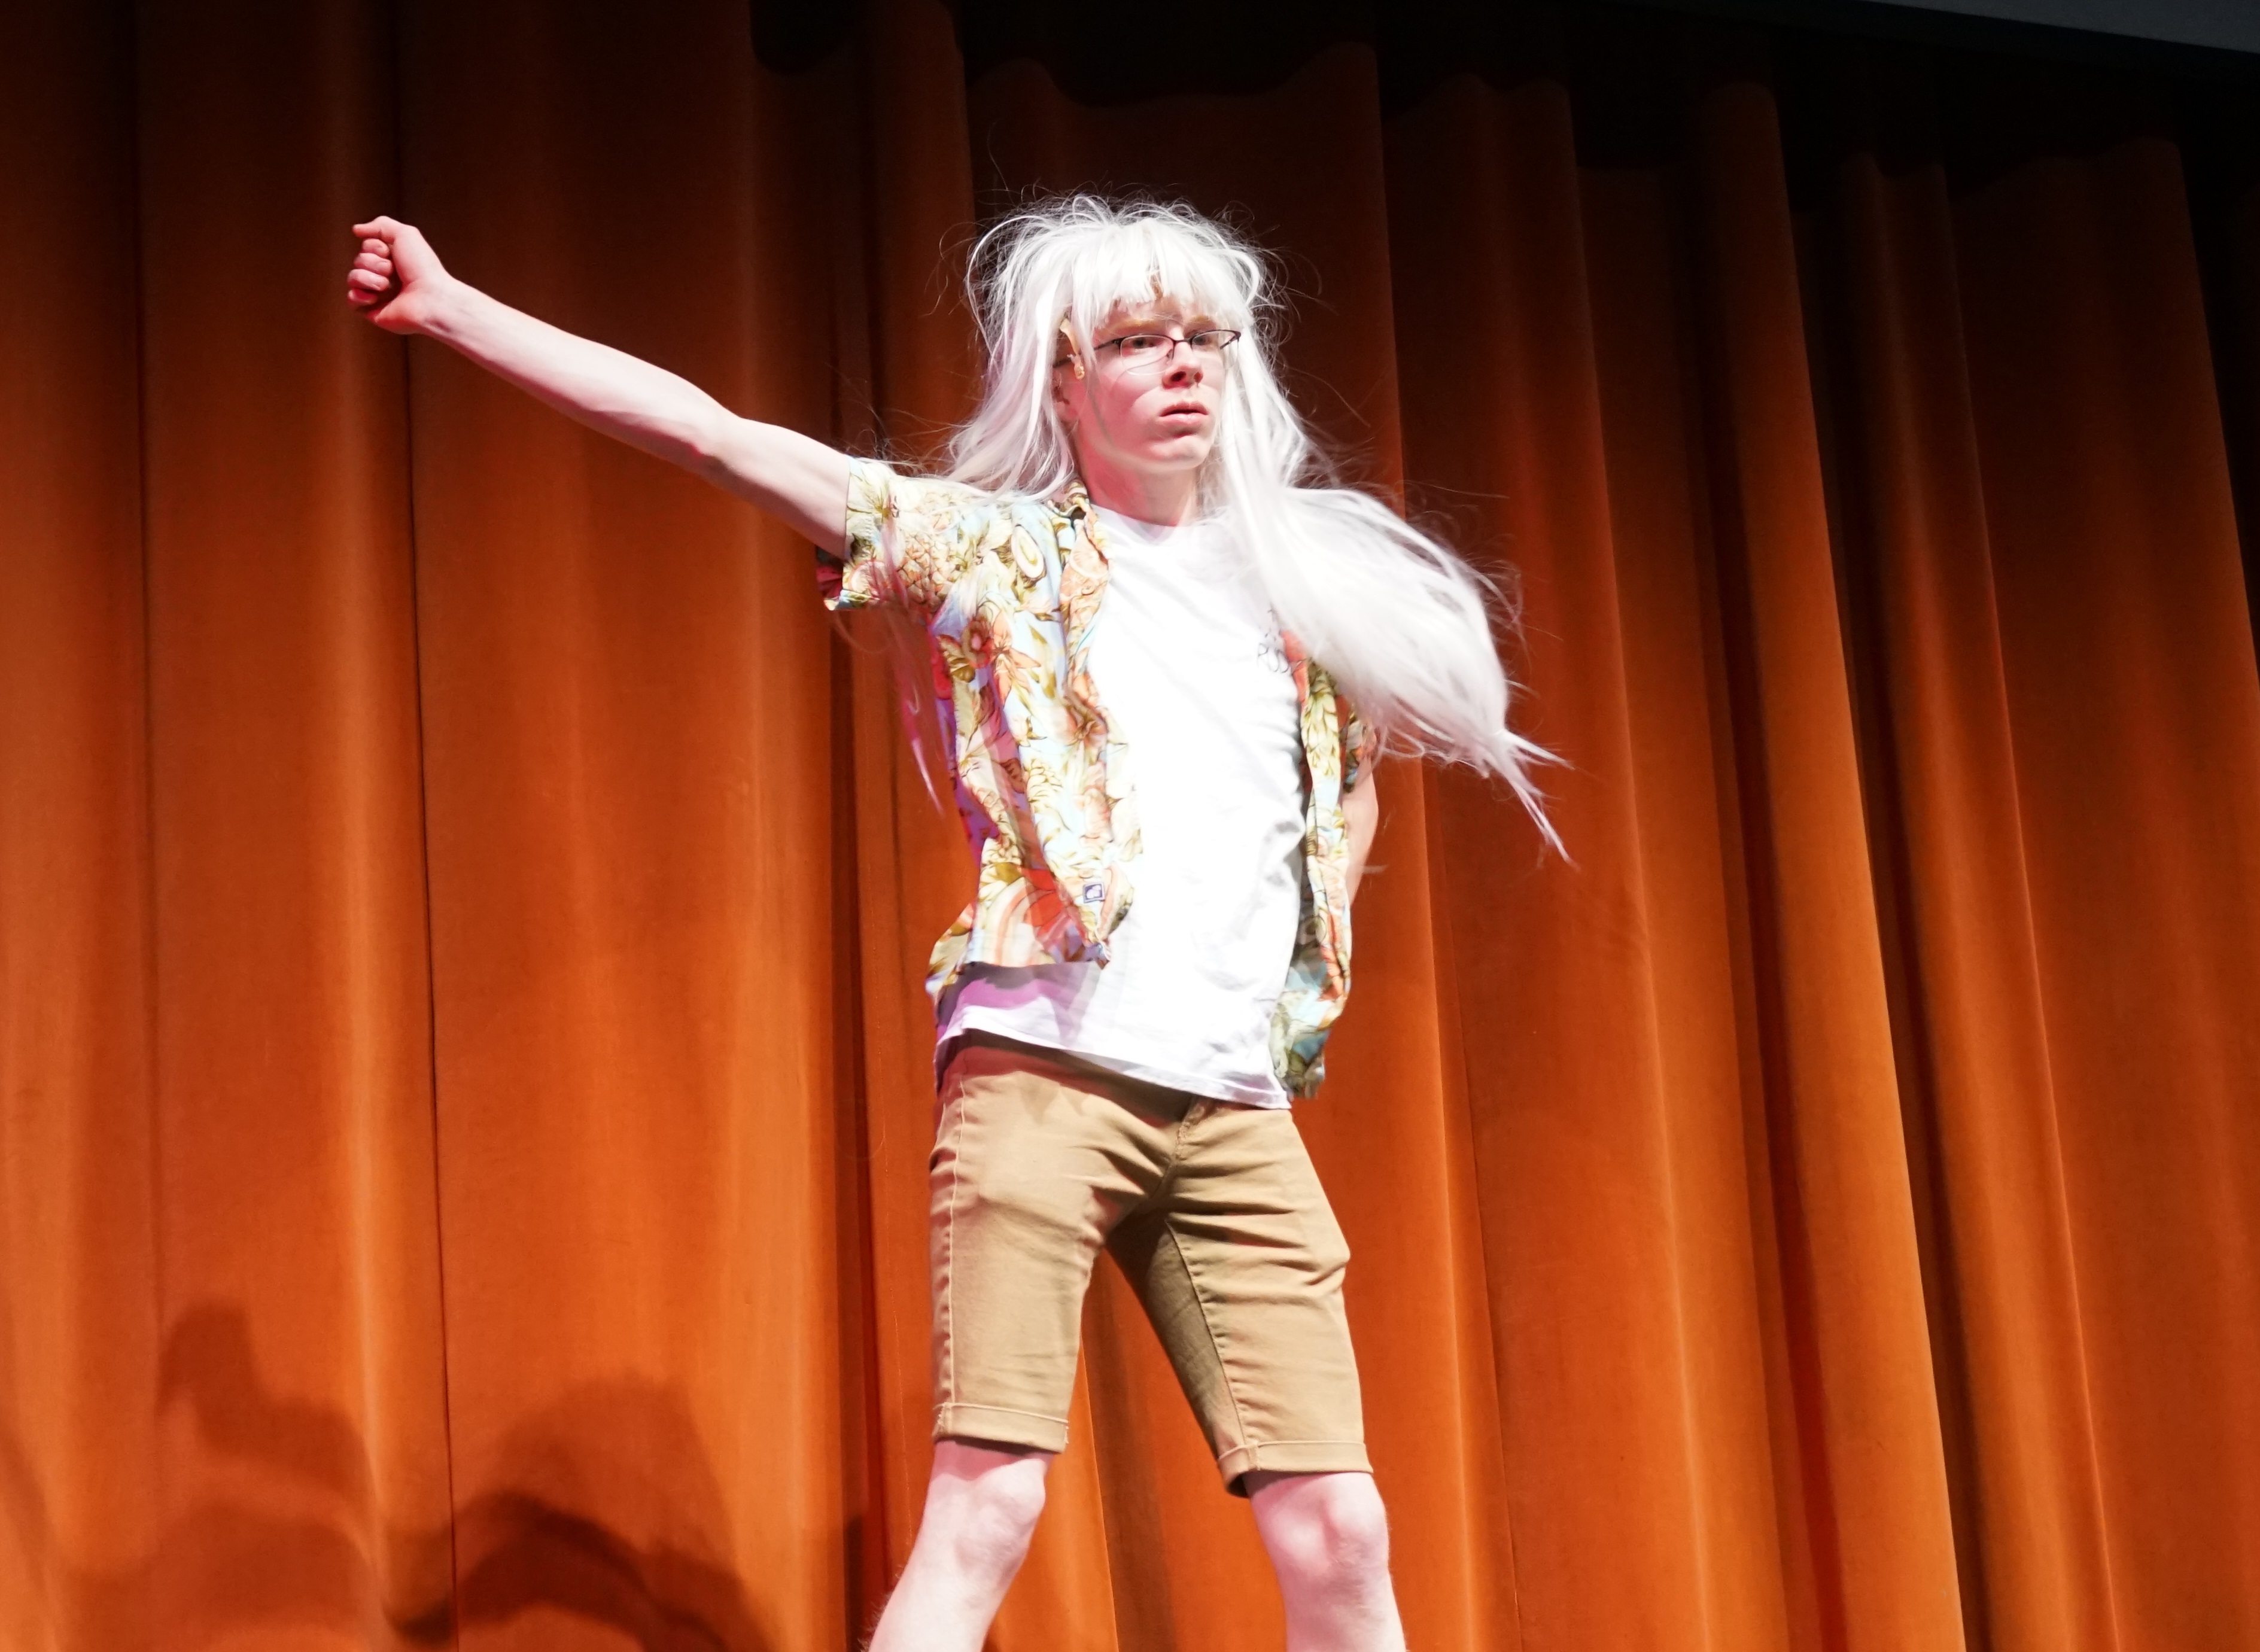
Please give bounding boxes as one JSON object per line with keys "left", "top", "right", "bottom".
{"left": 929, "top": 1034, "right": 1370, "bottom": 1494}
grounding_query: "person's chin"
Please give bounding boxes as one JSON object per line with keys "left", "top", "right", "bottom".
{"left": 1142, "top": 435, "right": 1212, "bottom": 467}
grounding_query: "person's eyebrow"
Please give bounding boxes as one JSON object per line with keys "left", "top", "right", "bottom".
{"left": 1109, "top": 314, "right": 1217, "bottom": 334}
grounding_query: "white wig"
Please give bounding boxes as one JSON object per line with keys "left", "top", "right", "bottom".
{"left": 947, "top": 194, "right": 1561, "bottom": 848}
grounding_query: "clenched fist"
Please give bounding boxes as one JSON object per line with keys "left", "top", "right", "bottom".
{"left": 344, "top": 216, "right": 453, "bottom": 334}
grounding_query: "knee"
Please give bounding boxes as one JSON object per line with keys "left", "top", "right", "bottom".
{"left": 1257, "top": 1474, "right": 1392, "bottom": 1595}
{"left": 929, "top": 1446, "right": 1048, "bottom": 1581}
{"left": 944, "top": 1473, "right": 1045, "bottom": 1579}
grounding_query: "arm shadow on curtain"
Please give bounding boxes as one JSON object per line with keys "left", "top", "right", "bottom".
{"left": 0, "top": 1301, "right": 782, "bottom": 1650}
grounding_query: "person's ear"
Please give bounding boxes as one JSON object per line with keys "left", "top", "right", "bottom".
{"left": 1051, "top": 331, "right": 1084, "bottom": 427}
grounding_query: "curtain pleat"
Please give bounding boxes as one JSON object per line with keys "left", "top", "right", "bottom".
{"left": 1817, "top": 144, "right": 2118, "bottom": 1652}
{"left": 1952, "top": 135, "right": 2260, "bottom": 1647}
{"left": 5, "top": 4, "right": 2258, "bottom": 1650}
{"left": 394, "top": 2, "right": 857, "bottom": 1646}
{"left": 1, "top": 4, "right": 160, "bottom": 1644}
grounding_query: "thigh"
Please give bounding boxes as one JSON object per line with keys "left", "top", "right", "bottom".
{"left": 930, "top": 1039, "right": 1175, "bottom": 1452}
{"left": 1110, "top": 1102, "right": 1369, "bottom": 1493}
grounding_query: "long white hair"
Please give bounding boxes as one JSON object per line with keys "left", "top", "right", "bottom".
{"left": 937, "top": 193, "right": 1561, "bottom": 848}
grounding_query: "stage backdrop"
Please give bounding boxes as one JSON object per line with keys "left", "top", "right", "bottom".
{"left": 6, "top": 2, "right": 2259, "bottom": 1648}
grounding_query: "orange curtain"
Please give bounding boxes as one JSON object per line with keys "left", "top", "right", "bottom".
{"left": 5, "top": 3, "right": 2259, "bottom": 1648}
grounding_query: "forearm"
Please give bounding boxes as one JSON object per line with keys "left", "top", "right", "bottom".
{"left": 348, "top": 217, "right": 850, "bottom": 540}
{"left": 422, "top": 279, "right": 722, "bottom": 469}
{"left": 415, "top": 278, "right": 848, "bottom": 545}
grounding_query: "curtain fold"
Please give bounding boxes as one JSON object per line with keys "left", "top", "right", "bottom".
{"left": 1, "top": 4, "right": 159, "bottom": 1644}
{"left": 1948, "top": 130, "right": 2260, "bottom": 1647}
{"left": 5, "top": 3, "right": 2258, "bottom": 1649}
{"left": 1815, "top": 136, "right": 2118, "bottom": 1652}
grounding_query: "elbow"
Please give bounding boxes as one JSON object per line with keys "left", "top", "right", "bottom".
{"left": 681, "top": 409, "right": 740, "bottom": 478}
{"left": 682, "top": 412, "right": 781, "bottom": 506}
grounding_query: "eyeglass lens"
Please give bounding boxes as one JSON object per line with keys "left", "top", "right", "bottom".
{"left": 1108, "top": 330, "right": 1239, "bottom": 367}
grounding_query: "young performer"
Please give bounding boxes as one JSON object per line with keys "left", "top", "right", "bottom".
{"left": 345, "top": 195, "right": 1553, "bottom": 1651}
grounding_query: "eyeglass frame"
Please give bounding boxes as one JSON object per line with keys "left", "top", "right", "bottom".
{"left": 1053, "top": 324, "right": 1244, "bottom": 375}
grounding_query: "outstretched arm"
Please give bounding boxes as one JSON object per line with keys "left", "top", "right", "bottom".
{"left": 344, "top": 216, "right": 850, "bottom": 549}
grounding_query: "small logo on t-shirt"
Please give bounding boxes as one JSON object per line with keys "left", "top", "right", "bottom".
{"left": 1257, "top": 629, "right": 1291, "bottom": 674}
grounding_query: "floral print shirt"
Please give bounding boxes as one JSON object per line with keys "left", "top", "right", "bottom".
{"left": 817, "top": 457, "right": 1376, "bottom": 1099}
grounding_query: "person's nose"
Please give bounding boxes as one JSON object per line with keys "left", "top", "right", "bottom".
{"left": 1165, "top": 346, "right": 1203, "bottom": 386}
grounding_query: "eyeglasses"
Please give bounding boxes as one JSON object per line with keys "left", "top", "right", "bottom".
{"left": 1083, "top": 327, "right": 1243, "bottom": 372}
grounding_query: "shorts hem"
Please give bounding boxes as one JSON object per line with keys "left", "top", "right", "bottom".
{"left": 1218, "top": 1438, "right": 1373, "bottom": 1496}
{"left": 934, "top": 1402, "right": 1070, "bottom": 1455}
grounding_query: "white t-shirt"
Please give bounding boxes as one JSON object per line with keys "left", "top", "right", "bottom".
{"left": 935, "top": 505, "right": 1309, "bottom": 1106}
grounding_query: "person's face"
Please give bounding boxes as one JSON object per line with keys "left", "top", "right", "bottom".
{"left": 1051, "top": 299, "right": 1228, "bottom": 485}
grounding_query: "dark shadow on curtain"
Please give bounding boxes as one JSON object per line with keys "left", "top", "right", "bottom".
{"left": 3, "top": 1303, "right": 784, "bottom": 1650}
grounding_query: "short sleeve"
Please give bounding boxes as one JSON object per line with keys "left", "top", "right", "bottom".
{"left": 816, "top": 457, "right": 994, "bottom": 620}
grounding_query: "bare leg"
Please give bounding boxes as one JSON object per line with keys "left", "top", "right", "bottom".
{"left": 1248, "top": 1470, "right": 1408, "bottom": 1652}
{"left": 867, "top": 1440, "right": 1053, "bottom": 1652}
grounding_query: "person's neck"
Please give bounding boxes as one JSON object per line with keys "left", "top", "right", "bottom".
{"left": 1079, "top": 456, "right": 1199, "bottom": 528}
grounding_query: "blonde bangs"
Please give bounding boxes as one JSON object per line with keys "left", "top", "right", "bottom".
{"left": 1056, "top": 218, "right": 1259, "bottom": 354}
